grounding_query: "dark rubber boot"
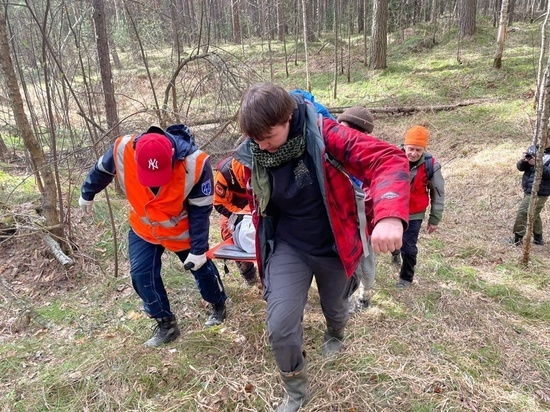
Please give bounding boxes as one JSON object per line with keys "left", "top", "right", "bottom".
{"left": 321, "top": 327, "right": 345, "bottom": 357}
{"left": 276, "top": 364, "right": 309, "bottom": 412}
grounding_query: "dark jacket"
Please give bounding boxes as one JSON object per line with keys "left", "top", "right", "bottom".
{"left": 517, "top": 144, "right": 550, "bottom": 196}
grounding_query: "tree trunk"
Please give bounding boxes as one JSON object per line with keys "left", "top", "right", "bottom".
{"left": 302, "top": 0, "right": 311, "bottom": 90}
{"left": 93, "top": 0, "right": 120, "bottom": 140}
{"left": 493, "top": 0, "right": 510, "bottom": 69}
{"left": 459, "top": 0, "right": 477, "bottom": 37}
{"left": 276, "top": 0, "right": 285, "bottom": 41}
{"left": 303, "top": 0, "right": 316, "bottom": 42}
{"left": 0, "top": 133, "right": 8, "bottom": 160}
{"left": 370, "top": 0, "right": 388, "bottom": 69}
{"left": 508, "top": 0, "right": 516, "bottom": 24}
{"left": 232, "top": 0, "right": 242, "bottom": 44}
{"left": 0, "top": 9, "right": 66, "bottom": 250}
{"left": 358, "top": 0, "right": 365, "bottom": 33}
{"left": 523, "top": 7, "right": 550, "bottom": 265}
{"left": 333, "top": 0, "right": 339, "bottom": 98}
{"left": 535, "top": 0, "right": 550, "bottom": 113}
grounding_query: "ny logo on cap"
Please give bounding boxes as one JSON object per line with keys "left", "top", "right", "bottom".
{"left": 148, "top": 158, "right": 159, "bottom": 170}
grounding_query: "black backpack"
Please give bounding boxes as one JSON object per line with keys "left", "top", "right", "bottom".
{"left": 424, "top": 152, "right": 434, "bottom": 181}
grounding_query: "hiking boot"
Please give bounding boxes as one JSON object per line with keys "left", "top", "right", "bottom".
{"left": 144, "top": 315, "right": 180, "bottom": 347}
{"left": 348, "top": 295, "right": 370, "bottom": 314}
{"left": 534, "top": 234, "right": 544, "bottom": 245}
{"left": 357, "top": 296, "right": 371, "bottom": 310}
{"left": 237, "top": 261, "right": 258, "bottom": 286}
{"left": 391, "top": 252, "right": 401, "bottom": 266}
{"left": 205, "top": 302, "right": 227, "bottom": 326}
{"left": 512, "top": 233, "right": 523, "bottom": 245}
{"left": 396, "top": 279, "right": 412, "bottom": 289}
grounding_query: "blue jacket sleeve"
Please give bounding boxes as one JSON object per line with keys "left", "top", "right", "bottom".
{"left": 187, "top": 158, "right": 214, "bottom": 254}
{"left": 80, "top": 145, "right": 117, "bottom": 201}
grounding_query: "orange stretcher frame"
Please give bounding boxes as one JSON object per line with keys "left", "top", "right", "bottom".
{"left": 206, "top": 238, "right": 257, "bottom": 263}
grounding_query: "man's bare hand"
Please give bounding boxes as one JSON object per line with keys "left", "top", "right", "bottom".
{"left": 371, "top": 217, "right": 404, "bottom": 254}
{"left": 427, "top": 223, "right": 438, "bottom": 234}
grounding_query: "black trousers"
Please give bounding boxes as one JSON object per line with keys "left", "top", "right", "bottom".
{"left": 397, "top": 219, "right": 423, "bottom": 282}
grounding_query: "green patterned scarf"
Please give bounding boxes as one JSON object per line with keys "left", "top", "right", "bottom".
{"left": 251, "top": 135, "right": 306, "bottom": 215}
{"left": 250, "top": 134, "right": 306, "bottom": 168}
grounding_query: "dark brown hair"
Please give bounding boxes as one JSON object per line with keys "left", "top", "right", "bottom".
{"left": 238, "top": 83, "right": 296, "bottom": 141}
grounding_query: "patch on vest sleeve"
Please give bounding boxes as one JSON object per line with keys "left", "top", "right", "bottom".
{"left": 380, "top": 191, "right": 399, "bottom": 200}
{"left": 215, "top": 182, "right": 227, "bottom": 197}
{"left": 202, "top": 180, "right": 212, "bottom": 196}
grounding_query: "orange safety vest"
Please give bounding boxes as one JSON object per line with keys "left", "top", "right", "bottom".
{"left": 114, "top": 134, "right": 209, "bottom": 251}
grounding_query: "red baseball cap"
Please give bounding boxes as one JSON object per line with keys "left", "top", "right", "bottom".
{"left": 134, "top": 133, "right": 174, "bottom": 187}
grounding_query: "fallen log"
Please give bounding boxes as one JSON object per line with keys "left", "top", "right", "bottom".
{"left": 329, "top": 99, "right": 496, "bottom": 116}
{"left": 39, "top": 231, "right": 74, "bottom": 267}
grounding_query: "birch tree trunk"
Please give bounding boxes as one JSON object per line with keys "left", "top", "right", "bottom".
{"left": 534, "top": 0, "right": 550, "bottom": 107}
{"left": 493, "top": 0, "right": 510, "bottom": 69}
{"left": 522, "top": 41, "right": 550, "bottom": 265}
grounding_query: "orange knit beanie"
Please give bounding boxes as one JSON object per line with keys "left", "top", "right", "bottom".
{"left": 404, "top": 125, "right": 429, "bottom": 147}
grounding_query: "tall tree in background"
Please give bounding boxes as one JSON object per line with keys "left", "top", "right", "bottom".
{"left": 302, "top": 0, "right": 311, "bottom": 90}
{"left": 493, "top": 0, "right": 510, "bottom": 69}
{"left": 93, "top": 0, "right": 120, "bottom": 140}
{"left": 231, "top": 0, "right": 242, "bottom": 44}
{"left": 363, "top": 0, "right": 369, "bottom": 66}
{"left": 459, "top": 0, "right": 477, "bottom": 37}
{"left": 276, "top": 0, "right": 285, "bottom": 41}
{"left": 370, "top": 0, "right": 388, "bottom": 69}
{"left": 303, "top": 0, "right": 316, "bottom": 42}
{"left": 535, "top": 0, "right": 550, "bottom": 107}
{"left": 333, "top": 0, "right": 339, "bottom": 98}
{"left": 0, "top": 7, "right": 66, "bottom": 249}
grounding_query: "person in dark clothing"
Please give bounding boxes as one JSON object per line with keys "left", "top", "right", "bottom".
{"left": 79, "top": 125, "right": 227, "bottom": 347}
{"left": 337, "top": 106, "right": 376, "bottom": 312}
{"left": 234, "top": 83, "right": 410, "bottom": 412}
{"left": 512, "top": 139, "right": 550, "bottom": 245}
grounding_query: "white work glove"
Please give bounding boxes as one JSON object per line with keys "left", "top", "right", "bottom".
{"left": 183, "top": 253, "right": 207, "bottom": 271}
{"left": 79, "top": 196, "right": 94, "bottom": 213}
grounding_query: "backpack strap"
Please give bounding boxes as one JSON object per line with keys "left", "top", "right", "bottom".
{"left": 325, "top": 151, "right": 370, "bottom": 258}
{"left": 308, "top": 108, "right": 369, "bottom": 257}
{"left": 424, "top": 152, "right": 434, "bottom": 181}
